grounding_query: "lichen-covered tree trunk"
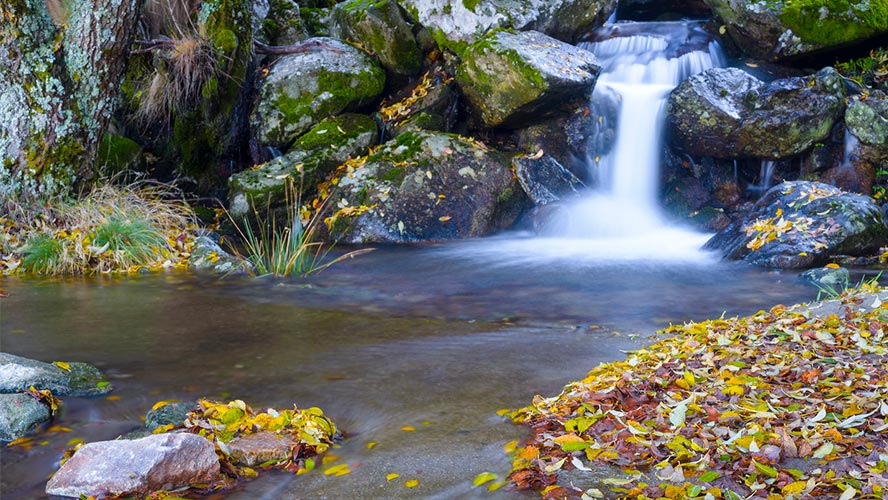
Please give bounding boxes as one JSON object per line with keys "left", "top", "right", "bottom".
{"left": 0, "top": 0, "right": 141, "bottom": 201}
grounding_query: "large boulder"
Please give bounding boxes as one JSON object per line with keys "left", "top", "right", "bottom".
{"left": 0, "top": 393, "right": 51, "bottom": 441}
{"left": 325, "top": 130, "right": 526, "bottom": 243}
{"left": 666, "top": 67, "right": 845, "bottom": 159}
{"left": 45, "top": 433, "right": 220, "bottom": 498}
{"left": 379, "top": 68, "right": 459, "bottom": 138}
{"left": 456, "top": 30, "right": 601, "bottom": 129}
{"left": 330, "top": 0, "right": 422, "bottom": 77}
{"left": 0, "top": 353, "right": 110, "bottom": 397}
{"left": 231, "top": 113, "right": 379, "bottom": 217}
{"left": 704, "top": 0, "right": 888, "bottom": 61}
{"left": 513, "top": 153, "right": 585, "bottom": 205}
{"left": 252, "top": 38, "right": 385, "bottom": 148}
{"left": 704, "top": 181, "right": 888, "bottom": 268}
{"left": 398, "top": 0, "right": 616, "bottom": 50}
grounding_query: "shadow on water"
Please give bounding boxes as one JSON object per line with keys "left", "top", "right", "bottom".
{"left": 0, "top": 241, "right": 818, "bottom": 499}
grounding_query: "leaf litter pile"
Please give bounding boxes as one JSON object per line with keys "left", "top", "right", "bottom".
{"left": 509, "top": 292, "right": 888, "bottom": 499}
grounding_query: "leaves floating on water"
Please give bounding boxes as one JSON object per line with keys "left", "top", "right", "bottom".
{"left": 473, "top": 472, "right": 498, "bottom": 487}
{"left": 404, "top": 479, "right": 420, "bottom": 488}
{"left": 510, "top": 292, "right": 888, "bottom": 499}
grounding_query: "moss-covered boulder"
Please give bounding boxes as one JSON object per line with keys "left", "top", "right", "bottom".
{"left": 666, "top": 67, "right": 845, "bottom": 159}
{"left": 379, "top": 69, "right": 459, "bottom": 138}
{"left": 846, "top": 91, "right": 888, "bottom": 148}
{"left": 0, "top": 352, "right": 111, "bottom": 397}
{"left": 256, "top": 0, "right": 310, "bottom": 45}
{"left": 330, "top": 0, "right": 422, "bottom": 77}
{"left": 456, "top": 30, "right": 600, "bottom": 129}
{"left": 230, "top": 113, "right": 379, "bottom": 217}
{"left": 704, "top": 181, "right": 888, "bottom": 268}
{"left": 397, "top": 0, "right": 616, "bottom": 52}
{"left": 704, "top": 0, "right": 888, "bottom": 61}
{"left": 324, "top": 130, "right": 526, "bottom": 243}
{"left": 252, "top": 38, "right": 385, "bottom": 148}
{"left": 96, "top": 134, "right": 143, "bottom": 178}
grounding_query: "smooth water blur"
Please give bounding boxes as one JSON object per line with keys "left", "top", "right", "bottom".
{"left": 0, "top": 244, "right": 818, "bottom": 499}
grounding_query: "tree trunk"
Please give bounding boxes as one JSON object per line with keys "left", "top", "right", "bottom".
{"left": 0, "top": 0, "right": 141, "bottom": 201}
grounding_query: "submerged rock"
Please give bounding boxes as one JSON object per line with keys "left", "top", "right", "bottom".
{"left": 513, "top": 153, "right": 584, "bottom": 205}
{"left": 666, "top": 67, "right": 845, "bottom": 159}
{"left": 0, "top": 353, "right": 110, "bottom": 397}
{"left": 188, "top": 236, "right": 244, "bottom": 274}
{"left": 705, "top": 181, "right": 888, "bottom": 268}
{"left": 398, "top": 0, "right": 616, "bottom": 49}
{"left": 0, "top": 393, "right": 51, "bottom": 441}
{"left": 145, "top": 402, "right": 196, "bottom": 432}
{"left": 45, "top": 433, "right": 220, "bottom": 498}
{"left": 227, "top": 431, "right": 297, "bottom": 466}
{"left": 325, "top": 130, "right": 526, "bottom": 243}
{"left": 330, "top": 0, "right": 422, "bottom": 77}
{"left": 800, "top": 266, "right": 851, "bottom": 293}
{"left": 252, "top": 38, "right": 385, "bottom": 148}
{"left": 230, "top": 113, "right": 379, "bottom": 217}
{"left": 456, "top": 30, "right": 601, "bottom": 128}
{"left": 704, "top": 0, "right": 888, "bottom": 61}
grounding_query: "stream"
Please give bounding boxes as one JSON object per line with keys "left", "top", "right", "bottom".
{"left": 1, "top": 243, "right": 817, "bottom": 499}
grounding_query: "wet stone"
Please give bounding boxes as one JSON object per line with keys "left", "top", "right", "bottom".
{"left": 0, "top": 393, "right": 51, "bottom": 441}
{"left": 227, "top": 431, "right": 297, "bottom": 466}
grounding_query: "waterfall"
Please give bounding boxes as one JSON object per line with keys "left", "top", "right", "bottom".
{"left": 555, "top": 21, "right": 724, "bottom": 239}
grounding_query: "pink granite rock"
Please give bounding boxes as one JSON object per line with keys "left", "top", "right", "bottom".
{"left": 227, "top": 431, "right": 296, "bottom": 466}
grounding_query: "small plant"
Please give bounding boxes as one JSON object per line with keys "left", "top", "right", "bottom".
{"left": 225, "top": 179, "right": 371, "bottom": 277}
{"left": 836, "top": 47, "right": 888, "bottom": 92}
{"left": 20, "top": 234, "right": 65, "bottom": 274}
{"left": 815, "top": 270, "right": 882, "bottom": 301}
{"left": 90, "top": 216, "right": 167, "bottom": 270}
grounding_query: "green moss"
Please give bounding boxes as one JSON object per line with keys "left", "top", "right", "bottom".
{"left": 462, "top": 0, "right": 481, "bottom": 12}
{"left": 213, "top": 28, "right": 239, "bottom": 54}
{"left": 779, "top": 0, "right": 888, "bottom": 46}
{"left": 294, "top": 114, "right": 377, "bottom": 152}
{"left": 96, "top": 134, "right": 142, "bottom": 175}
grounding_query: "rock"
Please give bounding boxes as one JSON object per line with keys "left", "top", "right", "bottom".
{"left": 704, "top": 0, "right": 888, "bottom": 61}
{"left": 380, "top": 69, "right": 459, "bottom": 138}
{"left": 666, "top": 67, "right": 845, "bottom": 159}
{"left": 257, "top": 0, "right": 310, "bottom": 45}
{"left": 846, "top": 91, "right": 888, "bottom": 149}
{"left": 0, "top": 393, "right": 51, "bottom": 441}
{"left": 227, "top": 431, "right": 296, "bottom": 466}
{"left": 145, "top": 402, "right": 196, "bottom": 431}
{"left": 230, "top": 113, "right": 379, "bottom": 217}
{"left": 95, "top": 134, "right": 143, "bottom": 178}
{"left": 616, "top": 0, "right": 710, "bottom": 20}
{"left": 456, "top": 30, "right": 601, "bottom": 128}
{"left": 398, "top": 0, "right": 616, "bottom": 50}
{"left": 330, "top": 0, "right": 422, "bottom": 77}
{"left": 325, "top": 130, "right": 526, "bottom": 243}
{"left": 704, "top": 181, "right": 888, "bottom": 268}
{"left": 800, "top": 266, "right": 851, "bottom": 292}
{"left": 0, "top": 353, "right": 110, "bottom": 397}
{"left": 252, "top": 38, "right": 385, "bottom": 148}
{"left": 45, "top": 433, "right": 220, "bottom": 498}
{"left": 188, "top": 235, "right": 245, "bottom": 274}
{"left": 513, "top": 153, "right": 584, "bottom": 205}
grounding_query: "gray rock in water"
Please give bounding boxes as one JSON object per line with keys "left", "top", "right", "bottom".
{"left": 800, "top": 266, "right": 851, "bottom": 294}
{"left": 227, "top": 431, "right": 297, "bottom": 466}
{"left": 0, "top": 393, "right": 51, "bottom": 441}
{"left": 666, "top": 67, "right": 845, "bottom": 160}
{"left": 513, "top": 153, "right": 584, "bottom": 205}
{"left": 705, "top": 181, "right": 888, "bottom": 268}
{"left": 0, "top": 353, "right": 110, "bottom": 397}
{"left": 188, "top": 235, "right": 245, "bottom": 275}
{"left": 45, "top": 433, "right": 220, "bottom": 498}
{"left": 326, "top": 130, "right": 527, "bottom": 243}
{"left": 456, "top": 30, "right": 601, "bottom": 128}
{"left": 251, "top": 37, "right": 385, "bottom": 148}
{"left": 145, "top": 401, "right": 196, "bottom": 431}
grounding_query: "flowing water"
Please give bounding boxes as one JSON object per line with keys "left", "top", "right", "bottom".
{"left": 0, "top": 20, "right": 825, "bottom": 500}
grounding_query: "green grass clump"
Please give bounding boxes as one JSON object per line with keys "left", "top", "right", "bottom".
{"left": 90, "top": 216, "right": 168, "bottom": 269}
{"left": 20, "top": 234, "right": 65, "bottom": 274}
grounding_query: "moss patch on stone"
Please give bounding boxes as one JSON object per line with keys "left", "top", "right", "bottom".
{"left": 779, "top": 0, "right": 888, "bottom": 46}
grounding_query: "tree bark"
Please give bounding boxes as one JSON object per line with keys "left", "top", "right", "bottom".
{"left": 0, "top": 0, "right": 141, "bottom": 201}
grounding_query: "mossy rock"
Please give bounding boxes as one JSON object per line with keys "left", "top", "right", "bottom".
{"left": 0, "top": 352, "right": 111, "bottom": 397}
{"left": 330, "top": 0, "right": 422, "bottom": 77}
{"left": 704, "top": 0, "right": 888, "bottom": 61}
{"left": 257, "top": 0, "right": 309, "bottom": 45}
{"left": 252, "top": 37, "right": 385, "bottom": 148}
{"left": 397, "top": 0, "right": 615, "bottom": 53}
{"left": 229, "top": 113, "right": 379, "bottom": 217}
{"left": 96, "top": 134, "right": 143, "bottom": 177}
{"left": 845, "top": 91, "right": 888, "bottom": 148}
{"left": 666, "top": 67, "right": 845, "bottom": 159}
{"left": 455, "top": 30, "right": 600, "bottom": 128}
{"left": 325, "top": 130, "right": 527, "bottom": 243}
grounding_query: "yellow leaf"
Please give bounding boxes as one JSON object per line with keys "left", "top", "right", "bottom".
{"left": 401, "top": 426, "right": 415, "bottom": 432}
{"left": 386, "top": 473, "right": 400, "bottom": 481}
{"left": 503, "top": 440, "right": 518, "bottom": 453}
{"left": 366, "top": 441, "right": 377, "bottom": 449}
{"left": 488, "top": 481, "right": 505, "bottom": 492}
{"left": 152, "top": 424, "right": 174, "bottom": 434}
{"left": 782, "top": 481, "right": 809, "bottom": 495}
{"left": 151, "top": 400, "right": 177, "bottom": 411}
{"left": 53, "top": 361, "right": 70, "bottom": 371}
{"left": 322, "top": 454, "right": 340, "bottom": 465}
{"left": 438, "top": 216, "right": 451, "bottom": 222}
{"left": 495, "top": 408, "right": 511, "bottom": 416}
{"left": 826, "top": 263, "right": 840, "bottom": 269}
{"left": 473, "top": 472, "right": 497, "bottom": 486}
{"left": 106, "top": 395, "right": 121, "bottom": 401}
{"left": 324, "top": 464, "right": 350, "bottom": 476}
{"left": 405, "top": 479, "right": 420, "bottom": 488}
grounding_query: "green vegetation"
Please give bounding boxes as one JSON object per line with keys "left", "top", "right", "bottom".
{"left": 225, "top": 180, "right": 371, "bottom": 277}
{"left": 815, "top": 270, "right": 882, "bottom": 300}
{"left": 779, "top": 0, "right": 888, "bottom": 46}
{"left": 836, "top": 47, "right": 888, "bottom": 92}
{"left": 1, "top": 183, "right": 198, "bottom": 274}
